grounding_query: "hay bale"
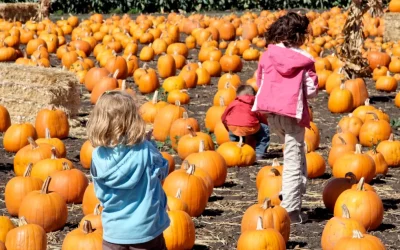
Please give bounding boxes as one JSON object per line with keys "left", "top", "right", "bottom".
{"left": 0, "top": 63, "right": 81, "bottom": 136}
{"left": 0, "top": 3, "right": 39, "bottom": 22}
{"left": 383, "top": 13, "right": 400, "bottom": 42}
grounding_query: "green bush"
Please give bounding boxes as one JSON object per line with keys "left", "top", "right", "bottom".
{"left": 0, "top": 0, "right": 390, "bottom": 14}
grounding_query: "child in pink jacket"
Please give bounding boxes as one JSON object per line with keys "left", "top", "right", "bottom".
{"left": 252, "top": 12, "right": 318, "bottom": 224}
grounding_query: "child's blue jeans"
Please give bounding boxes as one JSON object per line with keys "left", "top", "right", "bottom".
{"left": 228, "top": 123, "right": 270, "bottom": 157}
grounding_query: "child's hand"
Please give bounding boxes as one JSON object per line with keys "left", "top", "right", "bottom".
{"left": 146, "top": 129, "right": 153, "bottom": 141}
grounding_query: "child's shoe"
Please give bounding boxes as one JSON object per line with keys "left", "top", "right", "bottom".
{"left": 256, "top": 154, "right": 268, "bottom": 161}
{"left": 288, "top": 210, "right": 308, "bottom": 224}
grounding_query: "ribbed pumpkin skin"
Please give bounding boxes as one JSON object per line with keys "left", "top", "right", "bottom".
{"left": 35, "top": 109, "right": 69, "bottom": 139}
{"left": 3, "top": 124, "right": 37, "bottom": 153}
{"left": 332, "top": 231, "right": 386, "bottom": 250}
{"left": 5, "top": 221, "right": 47, "bottom": 250}
{"left": 14, "top": 142, "right": 53, "bottom": 176}
{"left": 153, "top": 104, "right": 186, "bottom": 142}
{"left": 237, "top": 228, "right": 286, "bottom": 250}
{"left": 62, "top": 222, "right": 103, "bottom": 250}
{"left": 163, "top": 210, "right": 195, "bottom": 250}
{"left": 0, "top": 216, "right": 15, "bottom": 242}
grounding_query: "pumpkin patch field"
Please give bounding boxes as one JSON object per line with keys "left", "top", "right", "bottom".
{"left": 0, "top": 6, "right": 400, "bottom": 250}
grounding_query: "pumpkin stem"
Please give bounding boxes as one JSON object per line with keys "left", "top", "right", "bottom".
{"left": 45, "top": 128, "right": 51, "bottom": 139}
{"left": 121, "top": 80, "right": 127, "bottom": 91}
{"left": 198, "top": 140, "right": 205, "bottom": 153}
{"left": 345, "top": 172, "right": 357, "bottom": 184}
{"left": 175, "top": 100, "right": 181, "bottom": 107}
{"left": 261, "top": 198, "right": 272, "bottom": 209}
{"left": 175, "top": 188, "right": 182, "bottom": 199}
{"left": 94, "top": 203, "right": 102, "bottom": 215}
{"left": 182, "top": 112, "right": 188, "bottom": 119}
{"left": 41, "top": 176, "right": 51, "bottom": 194}
{"left": 355, "top": 144, "right": 362, "bottom": 154}
{"left": 219, "top": 96, "right": 225, "bottom": 107}
{"left": 126, "top": 53, "right": 132, "bottom": 61}
{"left": 364, "top": 98, "right": 370, "bottom": 106}
{"left": 256, "top": 216, "right": 264, "bottom": 230}
{"left": 181, "top": 160, "right": 189, "bottom": 170}
{"left": 337, "top": 136, "right": 346, "bottom": 145}
{"left": 341, "top": 204, "right": 351, "bottom": 219}
{"left": 198, "top": 62, "right": 202, "bottom": 68}
{"left": 270, "top": 168, "right": 281, "bottom": 176}
{"left": 186, "top": 164, "right": 195, "bottom": 175}
{"left": 28, "top": 137, "right": 39, "bottom": 149}
{"left": 339, "top": 83, "right": 345, "bottom": 90}
{"left": 112, "top": 69, "right": 120, "bottom": 78}
{"left": 187, "top": 125, "right": 197, "bottom": 137}
{"left": 82, "top": 220, "right": 94, "bottom": 234}
{"left": 18, "top": 217, "right": 28, "bottom": 227}
{"left": 271, "top": 158, "right": 280, "bottom": 167}
{"left": 389, "top": 133, "right": 394, "bottom": 142}
{"left": 356, "top": 177, "right": 365, "bottom": 191}
{"left": 237, "top": 136, "right": 243, "bottom": 147}
{"left": 152, "top": 90, "right": 159, "bottom": 104}
{"left": 352, "top": 230, "right": 364, "bottom": 239}
{"left": 62, "top": 162, "right": 70, "bottom": 170}
{"left": 50, "top": 147, "right": 58, "bottom": 159}
{"left": 23, "top": 163, "right": 34, "bottom": 177}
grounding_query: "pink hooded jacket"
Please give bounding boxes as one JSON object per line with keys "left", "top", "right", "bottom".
{"left": 252, "top": 43, "right": 319, "bottom": 128}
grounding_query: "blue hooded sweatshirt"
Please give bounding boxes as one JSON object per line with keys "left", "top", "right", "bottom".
{"left": 90, "top": 140, "right": 170, "bottom": 244}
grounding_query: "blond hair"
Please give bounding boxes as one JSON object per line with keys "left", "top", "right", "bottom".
{"left": 87, "top": 91, "right": 146, "bottom": 148}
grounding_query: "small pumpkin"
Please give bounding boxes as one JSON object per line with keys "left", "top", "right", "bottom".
{"left": 5, "top": 217, "right": 46, "bottom": 250}
{"left": 162, "top": 75, "right": 186, "bottom": 93}
{"left": 359, "top": 112, "right": 392, "bottom": 147}
{"left": 0, "top": 216, "right": 15, "bottom": 243}
{"left": 334, "top": 178, "right": 384, "bottom": 231}
{"left": 213, "top": 82, "right": 237, "bottom": 106}
{"left": 167, "top": 189, "right": 189, "bottom": 213}
{"left": 82, "top": 183, "right": 101, "bottom": 216}
{"left": 237, "top": 217, "right": 286, "bottom": 250}
{"left": 163, "top": 209, "right": 196, "bottom": 250}
{"left": 0, "top": 105, "right": 11, "bottom": 132}
{"left": 328, "top": 83, "right": 354, "bottom": 113}
{"left": 35, "top": 108, "right": 69, "bottom": 139}
{"left": 257, "top": 168, "right": 282, "bottom": 206}
{"left": 241, "top": 198, "right": 290, "bottom": 243}
{"left": 344, "top": 78, "right": 369, "bottom": 109}
{"left": 79, "top": 203, "right": 102, "bottom": 230}
{"left": 214, "top": 121, "right": 230, "bottom": 145}
{"left": 5, "top": 164, "right": 43, "bottom": 217}
{"left": 376, "top": 133, "right": 400, "bottom": 167}
{"left": 161, "top": 152, "right": 176, "bottom": 174}
{"left": 169, "top": 112, "right": 200, "bottom": 150}
{"left": 333, "top": 230, "right": 385, "bottom": 250}
{"left": 157, "top": 54, "right": 176, "bottom": 78}
{"left": 3, "top": 123, "right": 37, "bottom": 153}
{"left": 332, "top": 126, "right": 358, "bottom": 147}
{"left": 177, "top": 126, "right": 214, "bottom": 160}
{"left": 376, "top": 71, "right": 398, "bottom": 92}
{"left": 153, "top": 101, "right": 186, "bottom": 142}
{"left": 256, "top": 158, "right": 283, "bottom": 190}
{"left": 80, "top": 140, "right": 94, "bottom": 170}
{"left": 167, "top": 89, "right": 190, "bottom": 105}
{"left": 216, "top": 137, "right": 256, "bottom": 167}
{"left": 90, "top": 70, "right": 119, "bottom": 104}
{"left": 367, "top": 148, "right": 389, "bottom": 176}
{"left": 352, "top": 99, "right": 376, "bottom": 122}
{"left": 18, "top": 177, "right": 68, "bottom": 232}
{"left": 306, "top": 146, "right": 326, "bottom": 178}
{"left": 84, "top": 67, "right": 110, "bottom": 92}
{"left": 31, "top": 147, "right": 74, "bottom": 181}
{"left": 138, "top": 90, "right": 169, "bottom": 123}
{"left": 338, "top": 113, "right": 363, "bottom": 137}
{"left": 205, "top": 97, "right": 226, "bottom": 132}
{"left": 35, "top": 128, "right": 66, "bottom": 158}
{"left": 62, "top": 220, "right": 103, "bottom": 250}
{"left": 321, "top": 205, "right": 367, "bottom": 250}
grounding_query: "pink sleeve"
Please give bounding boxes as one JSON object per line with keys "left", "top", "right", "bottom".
{"left": 304, "top": 67, "right": 318, "bottom": 98}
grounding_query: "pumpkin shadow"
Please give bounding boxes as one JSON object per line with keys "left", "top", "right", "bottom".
{"left": 287, "top": 241, "right": 307, "bottom": 249}
{"left": 193, "top": 245, "right": 210, "bottom": 250}
{"left": 0, "top": 163, "right": 13, "bottom": 172}
{"left": 202, "top": 209, "right": 224, "bottom": 217}
{"left": 306, "top": 207, "right": 333, "bottom": 222}
{"left": 208, "top": 195, "right": 224, "bottom": 202}
{"left": 221, "top": 181, "right": 237, "bottom": 188}
{"left": 374, "top": 223, "right": 396, "bottom": 232}
{"left": 370, "top": 178, "right": 387, "bottom": 185}
{"left": 266, "top": 149, "right": 283, "bottom": 159}
{"left": 315, "top": 172, "right": 332, "bottom": 180}
{"left": 381, "top": 198, "right": 400, "bottom": 211}
{"left": 369, "top": 95, "right": 395, "bottom": 103}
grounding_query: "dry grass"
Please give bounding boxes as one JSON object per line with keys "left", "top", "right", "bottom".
{"left": 0, "top": 3, "right": 39, "bottom": 22}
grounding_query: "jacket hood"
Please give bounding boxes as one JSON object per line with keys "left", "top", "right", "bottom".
{"left": 91, "top": 142, "right": 151, "bottom": 189}
{"left": 267, "top": 44, "right": 315, "bottom": 76}
{"left": 236, "top": 95, "right": 255, "bottom": 105}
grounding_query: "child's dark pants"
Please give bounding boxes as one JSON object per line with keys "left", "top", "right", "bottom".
{"left": 229, "top": 123, "right": 270, "bottom": 157}
{"left": 103, "top": 234, "right": 166, "bottom": 250}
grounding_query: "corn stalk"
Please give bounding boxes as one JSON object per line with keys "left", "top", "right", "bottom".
{"left": 337, "top": 0, "right": 383, "bottom": 79}
{"left": 37, "top": 0, "right": 50, "bottom": 20}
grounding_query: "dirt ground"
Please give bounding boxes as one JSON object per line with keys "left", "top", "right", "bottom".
{"left": 1, "top": 14, "right": 400, "bottom": 250}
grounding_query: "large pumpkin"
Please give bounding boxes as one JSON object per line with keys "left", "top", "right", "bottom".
{"left": 79, "top": 204, "right": 102, "bottom": 230}
{"left": 344, "top": 78, "right": 368, "bottom": 109}
{"left": 153, "top": 101, "right": 186, "bottom": 142}
{"left": 138, "top": 90, "right": 169, "bottom": 123}
{"left": 334, "top": 178, "right": 384, "bottom": 231}
{"left": 5, "top": 164, "right": 43, "bottom": 217}
{"left": 18, "top": 177, "right": 68, "bottom": 232}
{"left": 163, "top": 210, "right": 196, "bottom": 250}
{"left": 62, "top": 220, "right": 103, "bottom": 250}
{"left": 84, "top": 67, "right": 110, "bottom": 92}
{"left": 205, "top": 97, "right": 226, "bottom": 132}
{"left": 5, "top": 217, "right": 47, "bottom": 250}
{"left": 241, "top": 199, "right": 290, "bottom": 243}
{"left": 256, "top": 158, "right": 283, "bottom": 190}
{"left": 35, "top": 108, "right": 69, "bottom": 139}
{"left": 31, "top": 147, "right": 74, "bottom": 181}
{"left": 367, "top": 50, "right": 391, "bottom": 70}
{"left": 3, "top": 123, "right": 37, "bottom": 153}
{"left": 167, "top": 189, "right": 189, "bottom": 213}
{"left": 328, "top": 83, "right": 354, "bottom": 113}
{"left": 14, "top": 138, "right": 54, "bottom": 176}
{"left": 36, "top": 128, "right": 67, "bottom": 158}
{"left": 352, "top": 99, "right": 376, "bottom": 122}
{"left": 306, "top": 148, "right": 326, "bottom": 178}
{"left": 163, "top": 165, "right": 209, "bottom": 217}
{"left": 321, "top": 205, "right": 366, "bottom": 250}
{"left": 216, "top": 136, "right": 256, "bottom": 167}
{"left": 177, "top": 126, "right": 214, "bottom": 160}
{"left": 237, "top": 217, "right": 286, "bottom": 250}
{"left": 169, "top": 112, "right": 200, "bottom": 150}
{"left": 376, "top": 133, "right": 400, "bottom": 167}
{"left": 338, "top": 113, "right": 363, "bottom": 137}
{"left": 184, "top": 140, "right": 227, "bottom": 187}
{"left": 48, "top": 163, "right": 89, "bottom": 204}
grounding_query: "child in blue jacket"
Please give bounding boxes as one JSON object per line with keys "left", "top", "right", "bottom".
{"left": 87, "top": 90, "right": 170, "bottom": 250}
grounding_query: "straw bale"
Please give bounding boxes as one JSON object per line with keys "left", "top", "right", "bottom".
{"left": 0, "top": 3, "right": 39, "bottom": 22}
{"left": 383, "top": 13, "right": 400, "bottom": 42}
{"left": 0, "top": 63, "right": 81, "bottom": 136}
